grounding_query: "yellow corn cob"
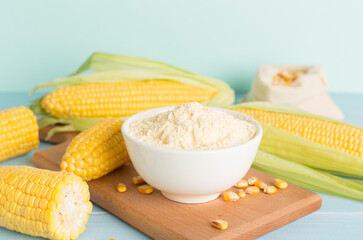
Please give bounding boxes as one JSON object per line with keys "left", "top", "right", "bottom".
{"left": 41, "top": 80, "right": 217, "bottom": 118}
{"left": 60, "top": 118, "right": 130, "bottom": 181}
{"left": 232, "top": 108, "right": 363, "bottom": 157}
{"left": 0, "top": 106, "right": 39, "bottom": 162}
{"left": 0, "top": 166, "right": 92, "bottom": 240}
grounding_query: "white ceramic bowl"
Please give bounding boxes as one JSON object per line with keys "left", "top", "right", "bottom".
{"left": 121, "top": 107, "right": 263, "bottom": 204}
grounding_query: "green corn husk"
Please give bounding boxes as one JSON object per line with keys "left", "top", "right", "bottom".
{"left": 253, "top": 151, "right": 363, "bottom": 201}
{"left": 30, "top": 52, "right": 234, "bottom": 108}
{"left": 30, "top": 53, "right": 235, "bottom": 139}
{"left": 230, "top": 102, "right": 363, "bottom": 179}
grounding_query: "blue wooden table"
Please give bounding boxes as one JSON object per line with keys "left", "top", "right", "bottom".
{"left": 0, "top": 92, "right": 362, "bottom": 240}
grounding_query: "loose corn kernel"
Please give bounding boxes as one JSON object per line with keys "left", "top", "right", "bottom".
{"left": 245, "top": 186, "right": 260, "bottom": 194}
{"left": 234, "top": 179, "right": 248, "bottom": 188}
{"left": 138, "top": 184, "right": 153, "bottom": 194}
{"left": 274, "top": 179, "right": 288, "bottom": 189}
{"left": 264, "top": 186, "right": 277, "bottom": 194}
{"left": 210, "top": 219, "right": 228, "bottom": 230}
{"left": 132, "top": 176, "right": 146, "bottom": 185}
{"left": 116, "top": 183, "right": 126, "bottom": 193}
{"left": 223, "top": 191, "right": 239, "bottom": 201}
{"left": 254, "top": 180, "right": 267, "bottom": 190}
{"left": 237, "top": 189, "right": 246, "bottom": 198}
{"left": 247, "top": 176, "right": 257, "bottom": 185}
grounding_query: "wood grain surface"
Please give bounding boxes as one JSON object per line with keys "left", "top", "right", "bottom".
{"left": 33, "top": 127, "right": 322, "bottom": 240}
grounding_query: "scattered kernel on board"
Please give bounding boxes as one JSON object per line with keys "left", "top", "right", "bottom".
{"left": 223, "top": 191, "right": 239, "bottom": 201}
{"left": 274, "top": 178, "right": 288, "bottom": 189}
{"left": 132, "top": 175, "right": 146, "bottom": 185}
{"left": 116, "top": 183, "right": 127, "bottom": 193}
{"left": 237, "top": 189, "right": 246, "bottom": 198}
{"left": 247, "top": 176, "right": 257, "bottom": 185}
{"left": 210, "top": 219, "right": 228, "bottom": 230}
{"left": 245, "top": 186, "right": 260, "bottom": 195}
{"left": 254, "top": 180, "right": 267, "bottom": 190}
{"left": 264, "top": 186, "right": 277, "bottom": 194}
{"left": 138, "top": 184, "right": 153, "bottom": 194}
{"left": 235, "top": 179, "right": 248, "bottom": 188}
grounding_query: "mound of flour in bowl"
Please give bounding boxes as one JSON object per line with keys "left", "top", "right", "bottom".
{"left": 128, "top": 102, "right": 257, "bottom": 150}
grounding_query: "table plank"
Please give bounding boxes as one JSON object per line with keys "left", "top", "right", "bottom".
{"left": 0, "top": 92, "right": 362, "bottom": 240}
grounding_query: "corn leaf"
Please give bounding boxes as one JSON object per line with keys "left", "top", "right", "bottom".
{"left": 253, "top": 151, "right": 363, "bottom": 201}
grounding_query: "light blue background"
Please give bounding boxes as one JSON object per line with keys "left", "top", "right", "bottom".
{"left": 1, "top": 0, "right": 363, "bottom": 93}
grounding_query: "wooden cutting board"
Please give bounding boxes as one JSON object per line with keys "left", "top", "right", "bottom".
{"left": 33, "top": 127, "right": 322, "bottom": 240}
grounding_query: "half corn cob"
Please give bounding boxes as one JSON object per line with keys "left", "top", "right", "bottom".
{"left": 230, "top": 102, "right": 363, "bottom": 178}
{"left": 30, "top": 53, "right": 234, "bottom": 138}
{"left": 0, "top": 106, "right": 39, "bottom": 162}
{"left": 0, "top": 166, "right": 92, "bottom": 239}
{"left": 60, "top": 118, "right": 129, "bottom": 181}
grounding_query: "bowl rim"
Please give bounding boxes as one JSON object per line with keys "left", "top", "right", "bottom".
{"left": 121, "top": 105, "right": 263, "bottom": 154}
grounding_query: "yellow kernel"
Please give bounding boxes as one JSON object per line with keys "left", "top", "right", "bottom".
{"left": 274, "top": 179, "right": 288, "bottom": 189}
{"left": 237, "top": 189, "right": 246, "bottom": 198}
{"left": 223, "top": 191, "right": 239, "bottom": 201}
{"left": 234, "top": 179, "right": 248, "bottom": 188}
{"left": 210, "top": 219, "right": 228, "bottom": 230}
{"left": 247, "top": 176, "right": 257, "bottom": 185}
{"left": 264, "top": 186, "right": 277, "bottom": 194}
{"left": 116, "top": 183, "right": 127, "bottom": 193}
{"left": 138, "top": 184, "right": 153, "bottom": 194}
{"left": 245, "top": 186, "right": 260, "bottom": 194}
{"left": 132, "top": 176, "right": 146, "bottom": 185}
{"left": 254, "top": 180, "right": 267, "bottom": 190}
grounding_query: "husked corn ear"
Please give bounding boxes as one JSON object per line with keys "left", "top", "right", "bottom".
{"left": 0, "top": 166, "right": 92, "bottom": 240}
{"left": 274, "top": 179, "right": 288, "bottom": 189}
{"left": 0, "top": 107, "right": 39, "bottom": 162}
{"left": 245, "top": 186, "right": 260, "bottom": 194}
{"left": 223, "top": 191, "right": 239, "bottom": 201}
{"left": 132, "top": 176, "right": 145, "bottom": 185}
{"left": 116, "top": 183, "right": 127, "bottom": 193}
{"left": 138, "top": 184, "right": 153, "bottom": 194}
{"left": 232, "top": 107, "right": 363, "bottom": 157}
{"left": 41, "top": 80, "right": 217, "bottom": 118}
{"left": 60, "top": 118, "right": 130, "bottom": 181}
{"left": 210, "top": 220, "right": 228, "bottom": 230}
{"left": 234, "top": 179, "right": 248, "bottom": 188}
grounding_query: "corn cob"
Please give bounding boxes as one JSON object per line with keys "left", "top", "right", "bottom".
{"left": 231, "top": 104, "right": 363, "bottom": 157}
{"left": 41, "top": 80, "right": 217, "bottom": 118}
{"left": 30, "top": 53, "right": 235, "bottom": 139}
{"left": 60, "top": 118, "right": 129, "bottom": 181}
{"left": 0, "top": 166, "right": 92, "bottom": 240}
{"left": 0, "top": 107, "right": 39, "bottom": 162}
{"left": 230, "top": 102, "right": 363, "bottom": 178}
